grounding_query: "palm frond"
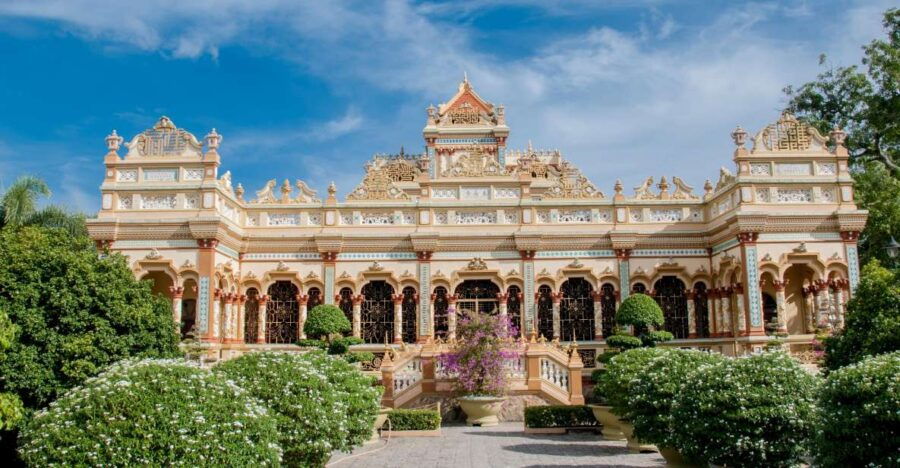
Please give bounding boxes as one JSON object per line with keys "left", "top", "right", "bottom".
{"left": 1, "top": 175, "right": 51, "bottom": 227}
{"left": 23, "top": 205, "right": 87, "bottom": 237}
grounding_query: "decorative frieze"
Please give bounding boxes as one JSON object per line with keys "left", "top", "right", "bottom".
{"left": 118, "top": 195, "right": 133, "bottom": 210}
{"left": 630, "top": 210, "right": 643, "bottom": 223}
{"left": 558, "top": 209, "right": 590, "bottom": 223}
{"left": 756, "top": 188, "right": 771, "bottom": 203}
{"left": 183, "top": 168, "right": 204, "bottom": 181}
{"left": 749, "top": 163, "right": 771, "bottom": 176}
{"left": 537, "top": 210, "right": 551, "bottom": 224}
{"left": 775, "top": 188, "right": 813, "bottom": 203}
{"left": 143, "top": 168, "right": 178, "bottom": 182}
{"left": 434, "top": 212, "right": 448, "bottom": 224}
{"left": 503, "top": 211, "right": 519, "bottom": 224}
{"left": 185, "top": 195, "right": 199, "bottom": 209}
{"left": 141, "top": 194, "right": 177, "bottom": 209}
{"left": 117, "top": 169, "right": 137, "bottom": 182}
{"left": 820, "top": 188, "right": 836, "bottom": 203}
{"left": 460, "top": 187, "right": 490, "bottom": 200}
{"left": 361, "top": 212, "right": 394, "bottom": 225}
{"left": 431, "top": 188, "right": 457, "bottom": 199}
{"left": 816, "top": 162, "right": 837, "bottom": 176}
{"left": 340, "top": 213, "right": 353, "bottom": 225}
{"left": 307, "top": 213, "right": 322, "bottom": 226}
{"left": 456, "top": 211, "right": 496, "bottom": 224}
{"left": 268, "top": 213, "right": 300, "bottom": 226}
{"left": 649, "top": 209, "right": 682, "bottom": 222}
{"left": 493, "top": 187, "right": 520, "bottom": 198}
{"left": 775, "top": 163, "right": 811, "bottom": 176}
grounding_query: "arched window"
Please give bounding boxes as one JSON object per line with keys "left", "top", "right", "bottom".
{"left": 653, "top": 276, "right": 688, "bottom": 339}
{"left": 560, "top": 278, "right": 594, "bottom": 342}
{"left": 244, "top": 288, "right": 259, "bottom": 343}
{"left": 762, "top": 293, "right": 778, "bottom": 329}
{"left": 632, "top": 283, "right": 647, "bottom": 295}
{"left": 433, "top": 286, "right": 449, "bottom": 339}
{"left": 506, "top": 285, "right": 522, "bottom": 337}
{"left": 266, "top": 281, "right": 299, "bottom": 344}
{"left": 537, "top": 285, "right": 554, "bottom": 340}
{"left": 338, "top": 287, "right": 353, "bottom": 323}
{"left": 454, "top": 280, "right": 500, "bottom": 316}
{"left": 180, "top": 278, "right": 198, "bottom": 339}
{"left": 401, "top": 286, "right": 417, "bottom": 343}
{"left": 307, "top": 287, "right": 322, "bottom": 309}
{"left": 361, "top": 281, "right": 394, "bottom": 344}
{"left": 694, "top": 282, "right": 710, "bottom": 338}
{"left": 600, "top": 283, "right": 617, "bottom": 337}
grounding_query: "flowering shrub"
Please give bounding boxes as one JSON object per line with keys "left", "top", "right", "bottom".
{"left": 624, "top": 349, "right": 722, "bottom": 449}
{"left": 671, "top": 351, "right": 818, "bottom": 467}
{"left": 304, "top": 304, "right": 351, "bottom": 341}
{"left": 437, "top": 312, "right": 518, "bottom": 396}
{"left": 17, "top": 359, "right": 281, "bottom": 466}
{"left": 813, "top": 351, "right": 900, "bottom": 467}
{"left": 594, "top": 347, "right": 668, "bottom": 414}
{"left": 215, "top": 351, "right": 381, "bottom": 467}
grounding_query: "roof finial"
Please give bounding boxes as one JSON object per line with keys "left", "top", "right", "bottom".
{"left": 527, "top": 140, "right": 533, "bottom": 152}
{"left": 464, "top": 71, "right": 468, "bottom": 84}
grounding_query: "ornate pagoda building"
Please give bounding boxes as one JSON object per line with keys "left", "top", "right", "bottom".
{"left": 88, "top": 78, "right": 866, "bottom": 373}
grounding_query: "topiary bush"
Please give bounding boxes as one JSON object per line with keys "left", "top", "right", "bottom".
{"left": 215, "top": 351, "right": 381, "bottom": 467}
{"left": 594, "top": 347, "right": 668, "bottom": 415}
{"left": 524, "top": 405, "right": 598, "bottom": 428}
{"left": 328, "top": 336, "right": 365, "bottom": 355}
{"left": 813, "top": 351, "right": 900, "bottom": 467}
{"left": 640, "top": 330, "right": 673, "bottom": 347}
{"left": 671, "top": 351, "right": 818, "bottom": 467}
{"left": 616, "top": 294, "right": 664, "bottom": 330}
{"left": 304, "top": 304, "right": 351, "bottom": 341}
{"left": 604, "top": 334, "right": 642, "bottom": 351}
{"left": 385, "top": 409, "right": 441, "bottom": 431}
{"left": 624, "top": 349, "right": 722, "bottom": 449}
{"left": 18, "top": 359, "right": 281, "bottom": 466}
{"left": 296, "top": 338, "right": 327, "bottom": 349}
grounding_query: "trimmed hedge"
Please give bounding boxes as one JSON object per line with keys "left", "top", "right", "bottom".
{"left": 385, "top": 409, "right": 441, "bottom": 431}
{"left": 328, "top": 336, "right": 365, "bottom": 355}
{"left": 813, "top": 351, "right": 900, "bottom": 467}
{"left": 296, "top": 338, "right": 327, "bottom": 349}
{"left": 524, "top": 405, "right": 598, "bottom": 428}
{"left": 344, "top": 351, "right": 375, "bottom": 364}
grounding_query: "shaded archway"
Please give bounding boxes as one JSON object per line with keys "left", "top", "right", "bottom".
{"left": 307, "top": 287, "right": 322, "bottom": 309}
{"left": 536, "top": 285, "right": 554, "bottom": 339}
{"left": 181, "top": 278, "right": 198, "bottom": 339}
{"left": 506, "top": 285, "right": 522, "bottom": 337}
{"left": 361, "top": 281, "right": 394, "bottom": 344}
{"left": 693, "top": 282, "right": 710, "bottom": 338}
{"left": 401, "top": 286, "right": 417, "bottom": 343}
{"left": 653, "top": 276, "right": 688, "bottom": 339}
{"left": 599, "top": 283, "right": 617, "bottom": 337}
{"left": 454, "top": 280, "right": 500, "bottom": 315}
{"left": 244, "top": 287, "right": 260, "bottom": 343}
{"left": 762, "top": 293, "right": 777, "bottom": 330}
{"left": 266, "top": 281, "right": 299, "bottom": 344}
{"left": 560, "top": 278, "right": 594, "bottom": 342}
{"left": 141, "top": 271, "right": 174, "bottom": 301}
{"left": 433, "top": 286, "right": 449, "bottom": 340}
{"left": 338, "top": 287, "right": 353, "bottom": 323}
{"left": 783, "top": 264, "right": 815, "bottom": 334}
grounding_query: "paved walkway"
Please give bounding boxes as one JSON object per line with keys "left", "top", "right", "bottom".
{"left": 328, "top": 423, "right": 666, "bottom": 468}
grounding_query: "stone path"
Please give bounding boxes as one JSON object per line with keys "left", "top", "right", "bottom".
{"left": 328, "top": 423, "right": 666, "bottom": 468}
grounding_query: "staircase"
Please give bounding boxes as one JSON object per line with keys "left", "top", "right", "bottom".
{"left": 378, "top": 338, "right": 585, "bottom": 408}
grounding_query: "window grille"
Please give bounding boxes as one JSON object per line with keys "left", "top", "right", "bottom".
{"left": 361, "top": 281, "right": 395, "bottom": 344}
{"left": 560, "top": 278, "right": 595, "bottom": 342}
{"left": 537, "top": 285, "right": 554, "bottom": 339}
{"left": 694, "top": 282, "right": 711, "bottom": 337}
{"left": 506, "top": 285, "right": 522, "bottom": 337}
{"left": 244, "top": 288, "right": 259, "bottom": 343}
{"left": 600, "top": 283, "right": 617, "bottom": 337}
{"left": 266, "top": 281, "right": 299, "bottom": 344}
{"left": 454, "top": 280, "right": 500, "bottom": 316}
{"left": 654, "top": 276, "right": 689, "bottom": 339}
{"left": 433, "top": 287, "right": 449, "bottom": 339}
{"left": 401, "top": 286, "right": 417, "bottom": 343}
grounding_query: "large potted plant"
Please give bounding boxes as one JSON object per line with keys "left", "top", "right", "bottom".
{"left": 438, "top": 312, "right": 518, "bottom": 426}
{"left": 588, "top": 350, "right": 625, "bottom": 440}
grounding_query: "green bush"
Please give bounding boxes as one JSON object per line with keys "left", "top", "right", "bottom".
{"left": 594, "top": 347, "right": 668, "bottom": 415}
{"left": 640, "top": 330, "right": 673, "bottom": 347}
{"left": 296, "top": 338, "right": 328, "bottom": 349}
{"left": 823, "top": 261, "right": 900, "bottom": 371}
{"left": 304, "top": 304, "right": 351, "bottom": 341}
{"left": 18, "top": 359, "right": 281, "bottom": 466}
{"left": 616, "top": 294, "right": 664, "bottom": 329}
{"left": 344, "top": 351, "right": 375, "bottom": 364}
{"left": 624, "top": 349, "right": 722, "bottom": 449}
{"left": 813, "top": 351, "right": 900, "bottom": 467}
{"left": 328, "top": 336, "right": 365, "bottom": 355}
{"left": 671, "top": 351, "right": 818, "bottom": 467}
{"left": 605, "top": 334, "right": 642, "bottom": 351}
{"left": 385, "top": 409, "right": 441, "bottom": 431}
{"left": 0, "top": 228, "right": 180, "bottom": 410}
{"left": 590, "top": 368, "right": 605, "bottom": 384}
{"left": 216, "top": 351, "right": 381, "bottom": 467}
{"left": 524, "top": 405, "right": 598, "bottom": 428}
{"left": 596, "top": 349, "right": 620, "bottom": 365}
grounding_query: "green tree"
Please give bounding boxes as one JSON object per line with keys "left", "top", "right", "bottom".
{"left": 304, "top": 304, "right": 351, "bottom": 342}
{"left": 0, "top": 175, "right": 86, "bottom": 237}
{"left": 785, "top": 8, "right": 900, "bottom": 265}
{"left": 0, "top": 309, "right": 24, "bottom": 431}
{"left": 823, "top": 261, "right": 900, "bottom": 371}
{"left": 613, "top": 293, "right": 673, "bottom": 347}
{"left": 0, "top": 227, "right": 180, "bottom": 410}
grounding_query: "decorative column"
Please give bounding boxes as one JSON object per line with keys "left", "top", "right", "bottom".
{"left": 212, "top": 289, "right": 223, "bottom": 340}
{"left": 223, "top": 294, "right": 235, "bottom": 342}
{"left": 720, "top": 287, "right": 732, "bottom": 337}
{"left": 257, "top": 295, "right": 268, "bottom": 344}
{"left": 839, "top": 279, "right": 850, "bottom": 327}
{"left": 196, "top": 238, "right": 219, "bottom": 342}
{"left": 235, "top": 294, "right": 246, "bottom": 343}
{"left": 840, "top": 231, "right": 861, "bottom": 296}
{"left": 814, "top": 280, "right": 830, "bottom": 330}
{"left": 830, "top": 280, "right": 845, "bottom": 329}
{"left": 296, "top": 294, "right": 309, "bottom": 340}
{"left": 802, "top": 286, "right": 816, "bottom": 333}
{"left": 615, "top": 249, "right": 632, "bottom": 300}
{"left": 416, "top": 251, "right": 433, "bottom": 342}
{"left": 351, "top": 294, "right": 363, "bottom": 339}
{"left": 169, "top": 286, "right": 184, "bottom": 326}
{"left": 686, "top": 289, "right": 697, "bottom": 338}
{"left": 772, "top": 280, "right": 788, "bottom": 333}
{"left": 497, "top": 293, "right": 509, "bottom": 316}
{"left": 392, "top": 294, "right": 404, "bottom": 344}
{"left": 590, "top": 290, "right": 603, "bottom": 341}
{"left": 447, "top": 294, "right": 458, "bottom": 341}
{"left": 733, "top": 283, "right": 747, "bottom": 335}
{"left": 737, "top": 232, "right": 765, "bottom": 336}
{"left": 551, "top": 292, "right": 562, "bottom": 340}
{"left": 707, "top": 288, "right": 718, "bottom": 336}
{"left": 321, "top": 252, "right": 338, "bottom": 305}
{"left": 520, "top": 250, "right": 536, "bottom": 338}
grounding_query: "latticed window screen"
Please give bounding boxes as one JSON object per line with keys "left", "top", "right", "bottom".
{"left": 307, "top": 287, "right": 322, "bottom": 309}
{"left": 433, "top": 287, "right": 449, "bottom": 340}
{"left": 361, "top": 281, "right": 395, "bottom": 344}
{"left": 454, "top": 280, "right": 500, "bottom": 316}
{"left": 654, "top": 276, "right": 689, "bottom": 339}
{"left": 338, "top": 287, "right": 353, "bottom": 323}
{"left": 632, "top": 283, "right": 648, "bottom": 295}
{"left": 244, "top": 288, "right": 259, "bottom": 343}
{"left": 266, "top": 281, "right": 299, "bottom": 344}
{"left": 506, "top": 285, "right": 522, "bottom": 337}
{"left": 560, "top": 278, "right": 595, "bottom": 342}
{"left": 537, "top": 285, "right": 554, "bottom": 340}
{"left": 401, "top": 286, "right": 417, "bottom": 343}
{"left": 600, "top": 283, "right": 617, "bottom": 337}
{"left": 694, "top": 282, "right": 711, "bottom": 338}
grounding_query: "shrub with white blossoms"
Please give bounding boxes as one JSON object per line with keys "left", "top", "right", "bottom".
{"left": 17, "top": 359, "right": 282, "bottom": 466}
{"left": 215, "top": 351, "right": 382, "bottom": 468}
{"left": 670, "top": 351, "right": 818, "bottom": 467}
{"left": 595, "top": 347, "right": 668, "bottom": 415}
{"left": 624, "top": 349, "right": 722, "bottom": 450}
{"left": 813, "top": 351, "right": 900, "bottom": 467}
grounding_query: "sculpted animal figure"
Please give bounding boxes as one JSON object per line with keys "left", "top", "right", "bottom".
{"left": 255, "top": 179, "right": 277, "bottom": 203}
{"left": 634, "top": 176, "right": 655, "bottom": 199}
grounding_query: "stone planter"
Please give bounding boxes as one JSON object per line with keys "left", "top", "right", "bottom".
{"left": 588, "top": 405, "right": 625, "bottom": 440}
{"left": 659, "top": 446, "right": 698, "bottom": 467}
{"left": 458, "top": 396, "right": 506, "bottom": 427}
{"left": 366, "top": 408, "right": 391, "bottom": 444}
{"left": 619, "top": 421, "right": 657, "bottom": 453}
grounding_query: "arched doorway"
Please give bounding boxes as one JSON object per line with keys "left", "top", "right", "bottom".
{"left": 693, "top": 282, "right": 710, "bottom": 338}
{"left": 361, "top": 281, "right": 394, "bottom": 344}
{"left": 560, "top": 278, "right": 594, "bottom": 341}
{"left": 244, "top": 287, "right": 260, "bottom": 343}
{"left": 632, "top": 283, "right": 648, "bottom": 295}
{"left": 506, "top": 285, "right": 522, "bottom": 337}
{"left": 762, "top": 293, "right": 778, "bottom": 330}
{"left": 338, "top": 287, "right": 353, "bottom": 323}
{"left": 307, "top": 287, "right": 322, "bottom": 309}
{"left": 266, "top": 281, "right": 299, "bottom": 344}
{"left": 599, "top": 283, "right": 617, "bottom": 337}
{"left": 536, "top": 285, "right": 554, "bottom": 339}
{"left": 783, "top": 265, "right": 815, "bottom": 334}
{"left": 141, "top": 271, "right": 174, "bottom": 300}
{"left": 181, "top": 278, "right": 198, "bottom": 339}
{"left": 454, "top": 280, "right": 500, "bottom": 316}
{"left": 401, "top": 286, "right": 417, "bottom": 343}
{"left": 654, "top": 276, "right": 688, "bottom": 339}
{"left": 433, "top": 286, "right": 449, "bottom": 339}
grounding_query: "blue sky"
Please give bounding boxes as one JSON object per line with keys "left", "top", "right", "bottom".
{"left": 0, "top": 0, "right": 893, "bottom": 213}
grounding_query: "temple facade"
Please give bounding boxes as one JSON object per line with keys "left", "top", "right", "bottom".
{"left": 88, "top": 79, "right": 866, "bottom": 368}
